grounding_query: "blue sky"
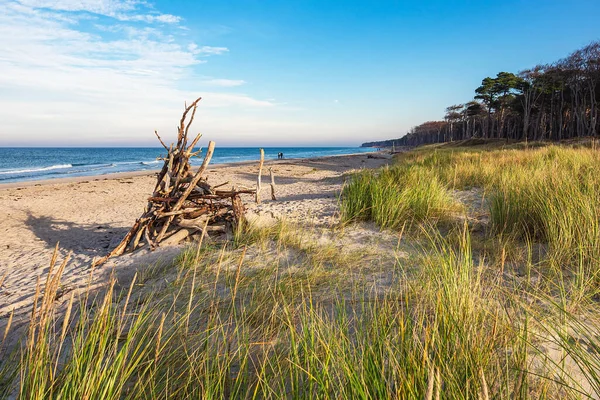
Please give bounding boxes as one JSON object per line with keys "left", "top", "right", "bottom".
{"left": 0, "top": 0, "right": 598, "bottom": 146}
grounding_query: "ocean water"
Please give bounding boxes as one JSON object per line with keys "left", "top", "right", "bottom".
{"left": 0, "top": 147, "right": 377, "bottom": 184}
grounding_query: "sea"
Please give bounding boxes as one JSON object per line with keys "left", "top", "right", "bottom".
{"left": 0, "top": 147, "right": 377, "bottom": 184}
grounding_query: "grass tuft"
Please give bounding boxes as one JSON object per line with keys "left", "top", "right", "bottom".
{"left": 5, "top": 142, "right": 600, "bottom": 398}
{"left": 341, "top": 165, "right": 459, "bottom": 229}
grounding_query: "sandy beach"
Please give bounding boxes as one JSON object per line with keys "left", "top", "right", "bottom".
{"left": 0, "top": 153, "right": 390, "bottom": 339}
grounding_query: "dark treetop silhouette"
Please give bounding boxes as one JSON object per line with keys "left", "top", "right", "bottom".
{"left": 363, "top": 41, "right": 600, "bottom": 148}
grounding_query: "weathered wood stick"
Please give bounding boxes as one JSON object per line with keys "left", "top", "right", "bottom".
{"left": 156, "top": 141, "right": 215, "bottom": 243}
{"left": 149, "top": 191, "right": 252, "bottom": 203}
{"left": 132, "top": 225, "right": 146, "bottom": 250}
{"left": 178, "top": 97, "right": 202, "bottom": 146}
{"left": 161, "top": 229, "right": 192, "bottom": 246}
{"left": 156, "top": 208, "right": 207, "bottom": 217}
{"left": 170, "top": 153, "right": 190, "bottom": 197}
{"left": 156, "top": 208, "right": 198, "bottom": 218}
{"left": 92, "top": 218, "right": 144, "bottom": 267}
{"left": 153, "top": 156, "right": 170, "bottom": 196}
{"left": 183, "top": 104, "right": 198, "bottom": 144}
{"left": 186, "top": 133, "right": 202, "bottom": 154}
{"left": 191, "top": 194, "right": 233, "bottom": 200}
{"left": 148, "top": 196, "right": 176, "bottom": 203}
{"left": 187, "top": 208, "right": 211, "bottom": 219}
{"left": 255, "top": 148, "right": 264, "bottom": 204}
{"left": 154, "top": 130, "right": 169, "bottom": 151}
{"left": 185, "top": 225, "right": 227, "bottom": 235}
{"left": 214, "top": 189, "right": 256, "bottom": 196}
{"left": 177, "top": 177, "right": 212, "bottom": 190}
{"left": 174, "top": 140, "right": 215, "bottom": 210}
{"left": 269, "top": 167, "right": 277, "bottom": 201}
{"left": 231, "top": 195, "right": 245, "bottom": 225}
{"left": 206, "top": 225, "right": 227, "bottom": 232}
{"left": 175, "top": 215, "right": 210, "bottom": 229}
{"left": 144, "top": 224, "right": 156, "bottom": 250}
{"left": 212, "top": 181, "right": 230, "bottom": 189}
{"left": 161, "top": 152, "right": 174, "bottom": 192}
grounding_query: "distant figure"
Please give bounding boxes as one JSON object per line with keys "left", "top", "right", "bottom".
{"left": 277, "top": 152, "right": 284, "bottom": 159}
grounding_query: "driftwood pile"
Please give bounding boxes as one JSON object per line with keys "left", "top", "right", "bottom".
{"left": 93, "top": 97, "right": 256, "bottom": 267}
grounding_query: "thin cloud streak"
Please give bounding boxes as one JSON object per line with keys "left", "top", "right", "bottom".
{"left": 0, "top": 0, "right": 284, "bottom": 145}
{"left": 202, "top": 79, "right": 247, "bottom": 87}
{"left": 16, "top": 0, "right": 181, "bottom": 23}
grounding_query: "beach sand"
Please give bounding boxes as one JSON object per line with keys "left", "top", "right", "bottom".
{"left": 0, "top": 153, "right": 391, "bottom": 340}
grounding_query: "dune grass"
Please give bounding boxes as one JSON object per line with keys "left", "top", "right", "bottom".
{"left": 0, "top": 223, "right": 564, "bottom": 399}
{"left": 0, "top": 220, "right": 598, "bottom": 398}
{"left": 4, "top": 142, "right": 600, "bottom": 398}
{"left": 343, "top": 143, "right": 600, "bottom": 299}
{"left": 340, "top": 165, "right": 459, "bottom": 229}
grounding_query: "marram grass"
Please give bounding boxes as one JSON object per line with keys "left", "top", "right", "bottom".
{"left": 342, "top": 143, "right": 600, "bottom": 300}
{"left": 4, "top": 143, "right": 600, "bottom": 398}
{"left": 1, "top": 222, "right": 599, "bottom": 398}
{"left": 340, "top": 165, "right": 458, "bottom": 229}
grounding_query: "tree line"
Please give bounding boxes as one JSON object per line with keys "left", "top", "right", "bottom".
{"left": 363, "top": 41, "right": 600, "bottom": 148}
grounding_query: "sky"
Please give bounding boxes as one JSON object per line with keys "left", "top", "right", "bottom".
{"left": 0, "top": 0, "right": 599, "bottom": 147}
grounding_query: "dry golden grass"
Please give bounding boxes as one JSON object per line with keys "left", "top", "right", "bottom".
{"left": 3, "top": 143, "right": 600, "bottom": 398}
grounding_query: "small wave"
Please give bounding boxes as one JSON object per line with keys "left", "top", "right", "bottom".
{"left": 0, "top": 164, "right": 73, "bottom": 175}
{"left": 71, "top": 163, "right": 115, "bottom": 169}
{"left": 112, "top": 160, "right": 159, "bottom": 166}
{"left": 114, "top": 161, "right": 140, "bottom": 165}
{"left": 70, "top": 163, "right": 116, "bottom": 173}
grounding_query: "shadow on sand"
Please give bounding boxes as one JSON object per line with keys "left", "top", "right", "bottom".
{"left": 24, "top": 213, "right": 129, "bottom": 258}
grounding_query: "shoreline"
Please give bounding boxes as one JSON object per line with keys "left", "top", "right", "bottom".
{"left": 0, "top": 152, "right": 379, "bottom": 190}
{"left": 0, "top": 151, "right": 392, "bottom": 345}
{"left": 0, "top": 152, "right": 392, "bottom": 338}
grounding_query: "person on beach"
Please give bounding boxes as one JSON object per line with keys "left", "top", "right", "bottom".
{"left": 278, "top": 152, "right": 284, "bottom": 159}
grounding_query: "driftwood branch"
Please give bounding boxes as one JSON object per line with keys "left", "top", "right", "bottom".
{"left": 178, "top": 98, "right": 202, "bottom": 146}
{"left": 187, "top": 133, "right": 202, "bottom": 155}
{"left": 93, "top": 98, "right": 254, "bottom": 267}
{"left": 269, "top": 167, "right": 277, "bottom": 201}
{"left": 156, "top": 140, "right": 215, "bottom": 243}
{"left": 256, "top": 148, "right": 264, "bottom": 204}
{"left": 154, "top": 130, "right": 169, "bottom": 151}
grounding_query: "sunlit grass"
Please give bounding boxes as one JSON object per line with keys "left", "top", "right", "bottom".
{"left": 343, "top": 144, "right": 600, "bottom": 301}
{"left": 340, "top": 165, "right": 459, "bottom": 229}
{"left": 0, "top": 227, "right": 547, "bottom": 399}
{"left": 4, "top": 142, "right": 600, "bottom": 398}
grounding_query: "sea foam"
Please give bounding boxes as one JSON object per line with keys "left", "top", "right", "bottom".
{"left": 0, "top": 164, "right": 73, "bottom": 175}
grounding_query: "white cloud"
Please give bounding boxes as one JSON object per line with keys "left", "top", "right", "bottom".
{"left": 199, "top": 46, "right": 229, "bottom": 55}
{"left": 152, "top": 14, "right": 180, "bottom": 23}
{"left": 201, "top": 93, "right": 274, "bottom": 108}
{"left": 16, "top": 0, "right": 181, "bottom": 24}
{"left": 116, "top": 13, "right": 182, "bottom": 24}
{"left": 0, "top": 0, "right": 277, "bottom": 145}
{"left": 16, "top": 0, "right": 139, "bottom": 14}
{"left": 188, "top": 44, "right": 229, "bottom": 56}
{"left": 202, "top": 79, "right": 246, "bottom": 87}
